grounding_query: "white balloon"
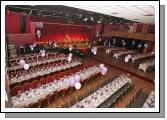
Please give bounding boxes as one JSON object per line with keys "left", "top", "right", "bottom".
{"left": 69, "top": 47, "right": 72, "bottom": 51}
{"left": 93, "top": 51, "right": 97, "bottom": 55}
{"left": 41, "top": 52, "right": 45, "bottom": 57}
{"left": 100, "top": 64, "right": 105, "bottom": 69}
{"left": 75, "top": 82, "right": 81, "bottom": 90}
{"left": 31, "top": 47, "right": 34, "bottom": 51}
{"left": 68, "top": 56, "right": 72, "bottom": 62}
{"left": 24, "top": 64, "right": 29, "bottom": 70}
{"left": 101, "top": 71, "right": 107, "bottom": 75}
{"left": 125, "top": 57, "right": 129, "bottom": 63}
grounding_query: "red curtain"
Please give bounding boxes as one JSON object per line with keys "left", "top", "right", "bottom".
{"left": 38, "top": 23, "right": 91, "bottom": 42}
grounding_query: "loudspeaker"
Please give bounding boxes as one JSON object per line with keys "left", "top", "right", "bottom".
{"left": 20, "top": 15, "right": 26, "bottom": 33}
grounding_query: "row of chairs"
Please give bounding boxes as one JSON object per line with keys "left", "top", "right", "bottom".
{"left": 9, "top": 60, "right": 68, "bottom": 78}
{"left": 21, "top": 66, "right": 101, "bottom": 108}
{"left": 8, "top": 53, "right": 57, "bottom": 67}
{"left": 110, "top": 84, "right": 142, "bottom": 108}
{"left": 10, "top": 63, "right": 96, "bottom": 96}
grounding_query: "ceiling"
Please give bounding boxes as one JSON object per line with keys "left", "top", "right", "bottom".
{"left": 6, "top": 5, "right": 155, "bottom": 24}
{"left": 65, "top": 5, "right": 155, "bottom": 24}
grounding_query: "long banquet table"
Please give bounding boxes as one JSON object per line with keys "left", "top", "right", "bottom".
{"left": 72, "top": 74, "right": 131, "bottom": 108}
{"left": 8, "top": 56, "right": 67, "bottom": 71}
{"left": 12, "top": 65, "right": 101, "bottom": 108}
{"left": 10, "top": 61, "right": 82, "bottom": 84}
{"left": 143, "top": 90, "right": 155, "bottom": 108}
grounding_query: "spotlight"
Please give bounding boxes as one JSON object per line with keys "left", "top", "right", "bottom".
{"left": 28, "top": 10, "right": 32, "bottom": 15}
{"left": 83, "top": 17, "right": 88, "bottom": 21}
{"left": 91, "top": 16, "right": 94, "bottom": 21}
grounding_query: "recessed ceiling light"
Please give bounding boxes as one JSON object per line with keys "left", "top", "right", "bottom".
{"left": 110, "top": 12, "right": 119, "bottom": 14}
{"left": 133, "top": 19, "right": 140, "bottom": 20}
{"left": 144, "top": 14, "right": 154, "bottom": 16}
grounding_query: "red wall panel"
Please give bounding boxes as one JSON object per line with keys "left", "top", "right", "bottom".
{"left": 8, "top": 34, "right": 34, "bottom": 48}
{"left": 6, "top": 12, "right": 31, "bottom": 34}
{"left": 5, "top": 12, "right": 20, "bottom": 34}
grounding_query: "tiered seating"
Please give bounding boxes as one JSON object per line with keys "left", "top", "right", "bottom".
{"left": 11, "top": 64, "right": 101, "bottom": 108}
{"left": 143, "top": 90, "right": 155, "bottom": 108}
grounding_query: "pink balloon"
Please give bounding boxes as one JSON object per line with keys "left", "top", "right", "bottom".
{"left": 102, "top": 67, "right": 108, "bottom": 73}
{"left": 75, "top": 75, "right": 80, "bottom": 82}
{"left": 19, "top": 59, "right": 25, "bottom": 67}
{"left": 69, "top": 77, "right": 75, "bottom": 87}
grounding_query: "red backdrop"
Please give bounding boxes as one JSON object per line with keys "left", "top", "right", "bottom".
{"left": 37, "top": 23, "right": 91, "bottom": 42}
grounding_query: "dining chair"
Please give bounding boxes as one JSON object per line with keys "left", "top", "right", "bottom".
{"left": 47, "top": 75, "right": 53, "bottom": 83}
{"left": 12, "top": 85, "right": 22, "bottom": 96}
{"left": 20, "top": 80, "right": 28, "bottom": 86}
{"left": 22, "top": 83, "right": 31, "bottom": 92}
{"left": 30, "top": 80, "right": 39, "bottom": 89}
{"left": 38, "top": 97, "right": 49, "bottom": 108}
{"left": 28, "top": 102, "right": 40, "bottom": 108}
{"left": 10, "top": 82, "right": 20, "bottom": 89}
{"left": 39, "top": 78, "right": 47, "bottom": 86}
{"left": 49, "top": 92, "right": 58, "bottom": 103}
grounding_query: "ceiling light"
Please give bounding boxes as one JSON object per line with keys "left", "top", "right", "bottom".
{"left": 83, "top": 17, "right": 88, "bottom": 21}
{"left": 133, "top": 19, "right": 140, "bottom": 20}
{"left": 110, "top": 12, "right": 119, "bottom": 14}
{"left": 144, "top": 14, "right": 154, "bottom": 16}
{"left": 29, "top": 10, "right": 32, "bottom": 15}
{"left": 91, "top": 16, "right": 94, "bottom": 21}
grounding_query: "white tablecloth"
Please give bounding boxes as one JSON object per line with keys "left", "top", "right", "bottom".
{"left": 10, "top": 61, "right": 82, "bottom": 84}
{"left": 12, "top": 66, "right": 101, "bottom": 108}
{"left": 143, "top": 90, "right": 155, "bottom": 108}
{"left": 72, "top": 74, "right": 131, "bottom": 108}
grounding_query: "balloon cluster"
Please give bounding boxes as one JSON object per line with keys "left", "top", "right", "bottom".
{"left": 69, "top": 75, "right": 81, "bottom": 90}
{"left": 99, "top": 64, "right": 108, "bottom": 75}
{"left": 125, "top": 54, "right": 131, "bottom": 63}
{"left": 91, "top": 47, "right": 97, "bottom": 55}
{"left": 18, "top": 59, "right": 29, "bottom": 70}
{"left": 29, "top": 43, "right": 36, "bottom": 51}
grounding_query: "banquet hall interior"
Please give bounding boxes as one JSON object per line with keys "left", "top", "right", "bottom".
{"left": 5, "top": 5, "right": 155, "bottom": 108}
